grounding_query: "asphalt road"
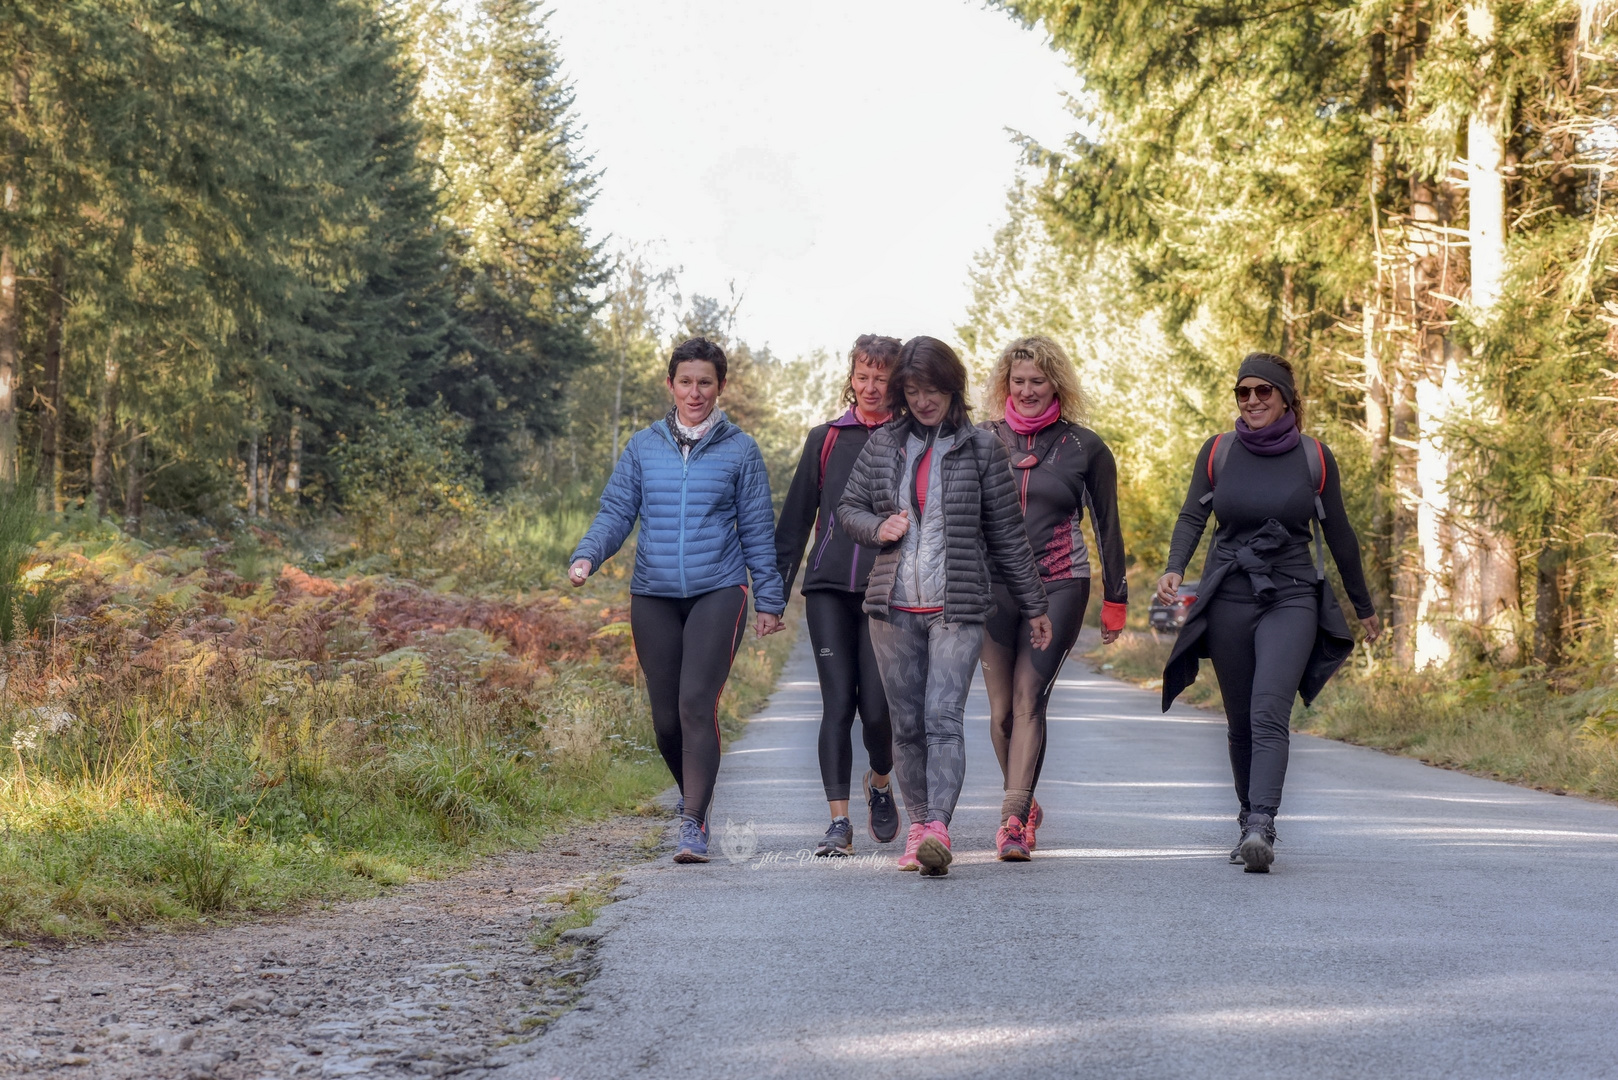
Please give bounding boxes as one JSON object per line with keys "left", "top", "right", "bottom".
{"left": 514, "top": 632, "right": 1618, "bottom": 1080}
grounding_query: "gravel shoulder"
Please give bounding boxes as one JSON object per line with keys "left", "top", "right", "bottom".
{"left": 0, "top": 813, "right": 670, "bottom": 1078}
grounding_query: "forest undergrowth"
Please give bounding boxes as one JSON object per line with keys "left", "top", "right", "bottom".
{"left": 0, "top": 508, "right": 798, "bottom": 941}
{"left": 1089, "top": 627, "right": 1618, "bottom": 804}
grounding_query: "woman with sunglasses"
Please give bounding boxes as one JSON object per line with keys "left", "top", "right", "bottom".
{"left": 979, "top": 336, "right": 1128, "bottom": 861}
{"left": 838, "top": 336, "right": 1050, "bottom": 877}
{"left": 1156, "top": 352, "right": 1380, "bottom": 873}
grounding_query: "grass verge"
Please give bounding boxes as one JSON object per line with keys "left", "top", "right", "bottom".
{"left": 1088, "top": 631, "right": 1618, "bottom": 804}
{"left": 0, "top": 529, "right": 800, "bottom": 941}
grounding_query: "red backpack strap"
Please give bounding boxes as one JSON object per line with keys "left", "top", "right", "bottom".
{"left": 817, "top": 426, "right": 841, "bottom": 489}
{"left": 1200, "top": 432, "right": 1232, "bottom": 506}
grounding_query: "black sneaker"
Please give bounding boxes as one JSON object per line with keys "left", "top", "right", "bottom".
{"left": 1239, "top": 812, "right": 1277, "bottom": 873}
{"left": 864, "top": 770, "right": 899, "bottom": 844}
{"left": 815, "top": 817, "right": 854, "bottom": 857}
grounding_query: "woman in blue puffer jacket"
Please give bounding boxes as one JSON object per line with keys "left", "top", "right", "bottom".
{"left": 569, "top": 337, "right": 786, "bottom": 863}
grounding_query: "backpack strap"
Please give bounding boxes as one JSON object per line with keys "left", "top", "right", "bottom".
{"left": 817, "top": 426, "right": 841, "bottom": 489}
{"left": 1199, "top": 432, "right": 1233, "bottom": 506}
{"left": 1303, "top": 435, "right": 1327, "bottom": 580}
{"left": 1202, "top": 431, "right": 1330, "bottom": 580}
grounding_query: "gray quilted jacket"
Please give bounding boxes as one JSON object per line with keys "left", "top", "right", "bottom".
{"left": 838, "top": 420, "right": 1047, "bottom": 623}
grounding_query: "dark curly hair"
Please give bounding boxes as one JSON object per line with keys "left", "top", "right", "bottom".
{"left": 668, "top": 337, "right": 728, "bottom": 383}
{"left": 888, "top": 336, "right": 971, "bottom": 429}
{"left": 840, "top": 334, "right": 903, "bottom": 408}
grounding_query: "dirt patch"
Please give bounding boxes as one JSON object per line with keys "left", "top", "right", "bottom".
{"left": 0, "top": 813, "right": 671, "bottom": 1078}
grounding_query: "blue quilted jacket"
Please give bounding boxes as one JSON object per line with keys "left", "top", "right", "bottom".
{"left": 570, "top": 414, "right": 786, "bottom": 614}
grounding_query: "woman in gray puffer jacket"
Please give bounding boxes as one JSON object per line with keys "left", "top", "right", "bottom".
{"left": 838, "top": 336, "right": 1050, "bottom": 877}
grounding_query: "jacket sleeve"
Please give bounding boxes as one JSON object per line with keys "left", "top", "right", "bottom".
{"left": 774, "top": 426, "right": 827, "bottom": 597}
{"left": 980, "top": 436, "right": 1048, "bottom": 619}
{"left": 1165, "top": 436, "right": 1218, "bottom": 578}
{"left": 836, "top": 438, "right": 889, "bottom": 548}
{"left": 736, "top": 438, "right": 787, "bottom": 615}
{"left": 570, "top": 436, "right": 643, "bottom": 573}
{"left": 1081, "top": 432, "right": 1129, "bottom": 630}
{"left": 1319, "top": 442, "right": 1376, "bottom": 619}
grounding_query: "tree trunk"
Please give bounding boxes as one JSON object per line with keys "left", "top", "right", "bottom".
{"left": 610, "top": 340, "right": 626, "bottom": 463}
{"left": 1534, "top": 538, "right": 1563, "bottom": 666}
{"left": 258, "top": 438, "right": 271, "bottom": 519}
{"left": 39, "top": 251, "right": 64, "bottom": 512}
{"left": 245, "top": 431, "right": 259, "bottom": 519}
{"left": 122, "top": 419, "right": 143, "bottom": 536}
{"left": 1278, "top": 265, "right": 1296, "bottom": 359}
{"left": 91, "top": 337, "right": 119, "bottom": 518}
{"left": 1450, "top": 0, "right": 1519, "bottom": 659}
{"left": 0, "top": 67, "right": 27, "bottom": 486}
{"left": 285, "top": 411, "right": 302, "bottom": 498}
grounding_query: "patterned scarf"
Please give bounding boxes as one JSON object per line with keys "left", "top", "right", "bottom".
{"left": 665, "top": 406, "right": 717, "bottom": 456}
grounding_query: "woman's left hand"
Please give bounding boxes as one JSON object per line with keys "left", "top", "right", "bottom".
{"left": 755, "top": 613, "right": 784, "bottom": 638}
{"left": 1029, "top": 614, "right": 1054, "bottom": 651}
{"left": 1360, "top": 613, "right": 1381, "bottom": 643}
{"left": 1101, "top": 628, "right": 1122, "bottom": 645}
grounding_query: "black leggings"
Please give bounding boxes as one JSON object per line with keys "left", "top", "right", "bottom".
{"left": 629, "top": 587, "right": 749, "bottom": 826}
{"left": 982, "top": 577, "right": 1090, "bottom": 823}
{"left": 804, "top": 590, "right": 893, "bottom": 802}
{"left": 1204, "top": 582, "right": 1318, "bottom": 819}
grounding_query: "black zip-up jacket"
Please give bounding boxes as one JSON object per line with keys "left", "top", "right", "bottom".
{"left": 775, "top": 409, "right": 883, "bottom": 595}
{"left": 981, "top": 419, "right": 1129, "bottom": 624}
{"left": 838, "top": 418, "right": 1047, "bottom": 624}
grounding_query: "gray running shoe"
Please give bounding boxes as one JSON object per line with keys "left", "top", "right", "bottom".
{"left": 815, "top": 817, "right": 854, "bottom": 857}
{"left": 1229, "top": 811, "right": 1247, "bottom": 864}
{"left": 864, "top": 770, "right": 900, "bottom": 844}
{"left": 1239, "top": 813, "right": 1277, "bottom": 873}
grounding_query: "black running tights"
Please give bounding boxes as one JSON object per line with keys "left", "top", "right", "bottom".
{"left": 981, "top": 578, "right": 1090, "bottom": 823}
{"left": 629, "top": 587, "right": 749, "bottom": 826}
{"left": 805, "top": 590, "right": 893, "bottom": 802}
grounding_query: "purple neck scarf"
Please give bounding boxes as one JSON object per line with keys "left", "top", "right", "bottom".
{"left": 1234, "top": 410, "right": 1300, "bottom": 456}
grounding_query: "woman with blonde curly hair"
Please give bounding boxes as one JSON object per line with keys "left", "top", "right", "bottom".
{"left": 979, "top": 335, "right": 1128, "bottom": 861}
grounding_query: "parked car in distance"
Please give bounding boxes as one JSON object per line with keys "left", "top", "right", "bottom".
{"left": 1149, "top": 578, "right": 1199, "bottom": 633}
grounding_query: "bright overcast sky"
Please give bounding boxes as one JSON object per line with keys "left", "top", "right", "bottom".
{"left": 543, "top": 1, "right": 1081, "bottom": 362}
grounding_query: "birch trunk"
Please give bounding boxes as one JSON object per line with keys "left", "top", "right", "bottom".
{"left": 1450, "top": 0, "right": 1519, "bottom": 659}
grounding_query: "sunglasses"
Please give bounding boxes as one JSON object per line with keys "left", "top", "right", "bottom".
{"left": 1234, "top": 383, "right": 1277, "bottom": 403}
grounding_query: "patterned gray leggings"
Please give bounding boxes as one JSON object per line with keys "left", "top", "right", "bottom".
{"left": 868, "top": 610, "right": 985, "bottom": 827}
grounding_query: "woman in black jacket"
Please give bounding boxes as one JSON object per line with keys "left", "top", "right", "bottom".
{"left": 980, "top": 336, "right": 1128, "bottom": 861}
{"left": 1156, "top": 353, "right": 1380, "bottom": 873}
{"left": 838, "top": 336, "right": 1050, "bottom": 877}
{"left": 775, "top": 334, "right": 903, "bottom": 857}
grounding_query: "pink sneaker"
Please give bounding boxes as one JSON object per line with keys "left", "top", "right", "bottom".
{"left": 916, "top": 821, "right": 953, "bottom": 877}
{"left": 996, "top": 816, "right": 1031, "bottom": 862}
{"left": 896, "top": 822, "right": 926, "bottom": 871}
{"left": 1026, "top": 798, "right": 1044, "bottom": 851}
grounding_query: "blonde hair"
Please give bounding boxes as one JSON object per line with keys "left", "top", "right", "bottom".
{"left": 985, "top": 336, "right": 1088, "bottom": 424}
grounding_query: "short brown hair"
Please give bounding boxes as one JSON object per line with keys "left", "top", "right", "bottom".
{"left": 841, "top": 334, "right": 902, "bottom": 408}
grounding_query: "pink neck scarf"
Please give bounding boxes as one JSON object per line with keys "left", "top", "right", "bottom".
{"left": 1004, "top": 398, "right": 1060, "bottom": 436}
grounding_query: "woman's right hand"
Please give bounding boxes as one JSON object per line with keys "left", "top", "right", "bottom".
{"left": 568, "top": 558, "right": 592, "bottom": 587}
{"left": 1154, "top": 572, "right": 1183, "bottom": 607}
{"left": 877, "top": 511, "right": 911, "bottom": 543}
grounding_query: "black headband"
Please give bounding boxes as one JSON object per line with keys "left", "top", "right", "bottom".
{"left": 1236, "top": 356, "right": 1295, "bottom": 407}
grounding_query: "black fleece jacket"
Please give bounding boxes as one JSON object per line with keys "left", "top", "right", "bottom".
{"left": 775, "top": 413, "right": 883, "bottom": 595}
